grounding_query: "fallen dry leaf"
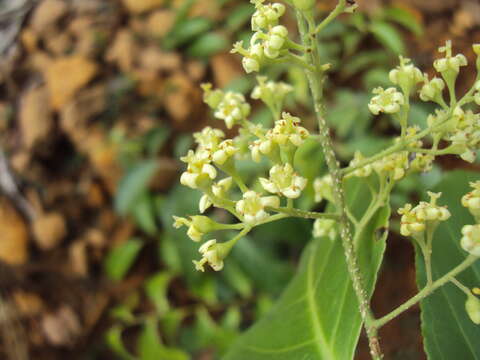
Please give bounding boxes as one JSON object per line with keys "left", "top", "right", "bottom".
{"left": 41, "top": 306, "right": 81, "bottom": 346}
{"left": 69, "top": 240, "right": 88, "bottom": 276}
{"left": 147, "top": 10, "right": 175, "bottom": 38}
{"left": 12, "top": 291, "right": 44, "bottom": 317}
{"left": 44, "top": 32, "right": 73, "bottom": 56}
{"left": 163, "top": 72, "right": 200, "bottom": 123}
{"left": 20, "top": 28, "right": 38, "bottom": 53}
{"left": 139, "top": 46, "right": 181, "bottom": 72}
{"left": 211, "top": 53, "right": 242, "bottom": 88}
{"left": 32, "top": 212, "right": 67, "bottom": 250}
{"left": 122, "top": 0, "right": 165, "bottom": 14}
{"left": 0, "top": 197, "right": 29, "bottom": 265}
{"left": 45, "top": 56, "right": 98, "bottom": 110}
{"left": 105, "top": 29, "right": 137, "bottom": 73}
{"left": 30, "top": 0, "right": 68, "bottom": 33}
{"left": 19, "top": 85, "right": 52, "bottom": 149}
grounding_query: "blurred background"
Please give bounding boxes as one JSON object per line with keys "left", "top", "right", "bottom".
{"left": 0, "top": 0, "right": 479, "bottom": 359}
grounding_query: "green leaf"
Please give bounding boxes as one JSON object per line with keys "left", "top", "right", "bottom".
{"left": 132, "top": 193, "right": 158, "bottom": 235}
{"left": 144, "top": 272, "right": 173, "bottom": 314}
{"left": 105, "top": 326, "right": 135, "bottom": 360}
{"left": 186, "top": 32, "right": 229, "bottom": 58}
{"left": 164, "top": 17, "right": 213, "bottom": 49}
{"left": 382, "top": 6, "right": 423, "bottom": 36}
{"left": 115, "top": 160, "right": 159, "bottom": 215}
{"left": 370, "top": 21, "right": 405, "bottom": 54}
{"left": 105, "top": 238, "right": 144, "bottom": 281}
{"left": 138, "top": 318, "right": 189, "bottom": 360}
{"left": 415, "top": 170, "right": 480, "bottom": 359}
{"left": 224, "top": 178, "right": 390, "bottom": 360}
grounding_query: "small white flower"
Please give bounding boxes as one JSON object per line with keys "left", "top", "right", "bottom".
{"left": 461, "top": 181, "right": 480, "bottom": 220}
{"left": 461, "top": 225, "right": 480, "bottom": 257}
{"left": 251, "top": 1, "right": 285, "bottom": 31}
{"left": 313, "top": 175, "right": 334, "bottom": 202}
{"left": 348, "top": 151, "right": 372, "bottom": 178}
{"left": 264, "top": 25, "right": 288, "bottom": 59}
{"left": 313, "top": 219, "right": 337, "bottom": 240}
{"left": 212, "top": 139, "right": 238, "bottom": 165}
{"left": 398, "top": 192, "right": 450, "bottom": 238}
{"left": 193, "top": 239, "right": 225, "bottom": 271}
{"left": 251, "top": 76, "right": 292, "bottom": 105}
{"left": 173, "top": 215, "right": 216, "bottom": 242}
{"left": 249, "top": 138, "right": 273, "bottom": 162}
{"left": 268, "top": 112, "right": 309, "bottom": 147}
{"left": 180, "top": 149, "right": 217, "bottom": 189}
{"left": 236, "top": 190, "right": 279, "bottom": 225}
{"left": 212, "top": 177, "right": 233, "bottom": 197}
{"left": 433, "top": 40, "right": 467, "bottom": 74}
{"left": 368, "top": 87, "right": 405, "bottom": 115}
{"left": 260, "top": 163, "right": 307, "bottom": 199}
{"left": 419, "top": 76, "right": 445, "bottom": 102}
{"left": 199, "top": 195, "right": 212, "bottom": 213}
{"left": 389, "top": 56, "right": 424, "bottom": 93}
{"left": 193, "top": 126, "right": 225, "bottom": 151}
{"left": 214, "top": 92, "right": 251, "bottom": 129}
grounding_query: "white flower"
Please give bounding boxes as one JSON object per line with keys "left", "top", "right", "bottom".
{"left": 251, "top": 76, "right": 292, "bottom": 105}
{"left": 193, "top": 126, "right": 225, "bottom": 151}
{"left": 348, "top": 151, "right": 372, "bottom": 178}
{"left": 264, "top": 25, "right": 288, "bottom": 59}
{"left": 212, "top": 139, "right": 237, "bottom": 165}
{"left": 461, "top": 181, "right": 480, "bottom": 219}
{"left": 173, "top": 215, "right": 216, "bottom": 242}
{"left": 193, "top": 239, "right": 225, "bottom": 271}
{"left": 260, "top": 163, "right": 307, "bottom": 199}
{"left": 398, "top": 192, "right": 450, "bottom": 237}
{"left": 251, "top": 1, "right": 285, "bottom": 31}
{"left": 198, "top": 177, "right": 233, "bottom": 213}
{"left": 199, "top": 194, "right": 212, "bottom": 213}
{"left": 368, "top": 87, "right": 405, "bottom": 115}
{"left": 419, "top": 76, "right": 445, "bottom": 102}
{"left": 433, "top": 40, "right": 467, "bottom": 74}
{"left": 268, "top": 112, "right": 309, "bottom": 147}
{"left": 461, "top": 225, "right": 480, "bottom": 257}
{"left": 214, "top": 92, "right": 251, "bottom": 129}
{"left": 389, "top": 56, "right": 424, "bottom": 93}
{"left": 372, "top": 152, "right": 408, "bottom": 181}
{"left": 180, "top": 149, "right": 217, "bottom": 189}
{"left": 313, "top": 175, "right": 334, "bottom": 202}
{"left": 313, "top": 219, "right": 337, "bottom": 240}
{"left": 236, "top": 190, "right": 279, "bottom": 225}
{"left": 249, "top": 138, "right": 273, "bottom": 162}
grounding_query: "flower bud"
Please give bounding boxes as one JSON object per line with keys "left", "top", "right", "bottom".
{"left": 389, "top": 56, "right": 424, "bottom": 95}
{"left": 368, "top": 87, "right": 404, "bottom": 115}
{"left": 465, "top": 295, "right": 480, "bottom": 324}
{"left": 313, "top": 219, "right": 337, "bottom": 240}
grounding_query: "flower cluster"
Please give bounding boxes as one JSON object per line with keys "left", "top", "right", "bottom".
{"left": 398, "top": 192, "right": 450, "bottom": 237}
{"left": 232, "top": 0, "right": 289, "bottom": 73}
{"left": 313, "top": 175, "right": 334, "bottom": 202}
{"left": 175, "top": 79, "right": 313, "bottom": 272}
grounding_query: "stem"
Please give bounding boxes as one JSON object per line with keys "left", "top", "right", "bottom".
{"left": 314, "top": 0, "right": 347, "bottom": 34}
{"left": 450, "top": 277, "right": 472, "bottom": 297}
{"left": 267, "top": 206, "right": 340, "bottom": 220}
{"left": 374, "top": 255, "right": 479, "bottom": 328}
{"left": 296, "top": 9, "right": 383, "bottom": 359}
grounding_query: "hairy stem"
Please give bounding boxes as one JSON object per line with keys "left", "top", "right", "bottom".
{"left": 296, "top": 9, "right": 383, "bottom": 359}
{"left": 268, "top": 206, "right": 340, "bottom": 220}
{"left": 374, "top": 255, "right": 479, "bottom": 328}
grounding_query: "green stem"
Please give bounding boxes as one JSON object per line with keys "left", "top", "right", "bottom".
{"left": 374, "top": 255, "right": 479, "bottom": 328}
{"left": 267, "top": 206, "right": 340, "bottom": 220}
{"left": 296, "top": 9, "right": 383, "bottom": 360}
{"left": 450, "top": 277, "right": 472, "bottom": 297}
{"left": 314, "top": 0, "right": 347, "bottom": 34}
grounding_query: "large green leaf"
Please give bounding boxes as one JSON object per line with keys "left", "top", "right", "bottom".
{"left": 416, "top": 170, "right": 480, "bottom": 359}
{"left": 224, "top": 178, "right": 390, "bottom": 360}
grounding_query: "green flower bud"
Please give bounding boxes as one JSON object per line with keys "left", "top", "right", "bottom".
{"left": 465, "top": 295, "right": 480, "bottom": 325}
